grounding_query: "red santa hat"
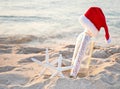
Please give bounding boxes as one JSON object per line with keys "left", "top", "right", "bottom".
{"left": 79, "top": 7, "right": 111, "bottom": 43}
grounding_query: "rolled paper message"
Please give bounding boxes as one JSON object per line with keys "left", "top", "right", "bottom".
{"left": 72, "top": 32, "right": 84, "bottom": 65}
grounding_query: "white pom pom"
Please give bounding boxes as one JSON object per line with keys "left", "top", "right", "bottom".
{"left": 107, "top": 38, "right": 111, "bottom": 43}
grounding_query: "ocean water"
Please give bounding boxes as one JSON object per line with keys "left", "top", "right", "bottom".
{"left": 0, "top": 0, "right": 120, "bottom": 45}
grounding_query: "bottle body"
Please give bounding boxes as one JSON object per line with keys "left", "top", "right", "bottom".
{"left": 70, "top": 32, "right": 92, "bottom": 77}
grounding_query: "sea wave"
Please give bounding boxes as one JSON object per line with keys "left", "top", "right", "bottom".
{"left": 0, "top": 15, "right": 52, "bottom": 23}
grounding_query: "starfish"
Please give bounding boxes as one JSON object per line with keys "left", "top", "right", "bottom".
{"left": 31, "top": 48, "right": 73, "bottom": 78}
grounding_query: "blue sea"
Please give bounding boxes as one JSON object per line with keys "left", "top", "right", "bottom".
{"left": 0, "top": 0, "right": 119, "bottom": 45}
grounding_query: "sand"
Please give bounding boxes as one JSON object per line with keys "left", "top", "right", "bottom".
{"left": 0, "top": 40, "right": 120, "bottom": 89}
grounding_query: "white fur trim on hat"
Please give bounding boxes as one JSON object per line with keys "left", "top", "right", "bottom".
{"left": 79, "top": 15, "right": 99, "bottom": 37}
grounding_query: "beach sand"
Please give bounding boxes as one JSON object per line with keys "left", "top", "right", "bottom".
{"left": 0, "top": 36, "right": 120, "bottom": 89}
